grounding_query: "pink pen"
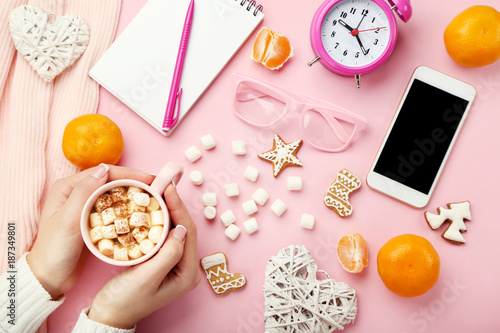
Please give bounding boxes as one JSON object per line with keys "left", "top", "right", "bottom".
{"left": 162, "top": 0, "right": 195, "bottom": 132}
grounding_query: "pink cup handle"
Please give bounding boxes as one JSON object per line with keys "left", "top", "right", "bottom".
{"left": 150, "top": 162, "right": 184, "bottom": 194}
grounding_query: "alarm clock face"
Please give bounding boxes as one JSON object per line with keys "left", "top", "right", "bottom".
{"left": 320, "top": 0, "right": 392, "bottom": 69}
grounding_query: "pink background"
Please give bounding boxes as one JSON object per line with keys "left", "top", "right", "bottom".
{"left": 50, "top": 0, "right": 500, "bottom": 332}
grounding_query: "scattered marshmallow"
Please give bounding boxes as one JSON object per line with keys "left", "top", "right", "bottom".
{"left": 202, "top": 193, "right": 217, "bottom": 206}
{"left": 244, "top": 165, "right": 259, "bottom": 182}
{"left": 204, "top": 206, "right": 217, "bottom": 220}
{"left": 271, "top": 199, "right": 287, "bottom": 216}
{"left": 242, "top": 199, "right": 258, "bottom": 215}
{"left": 232, "top": 140, "right": 246, "bottom": 155}
{"left": 287, "top": 176, "right": 303, "bottom": 191}
{"left": 224, "top": 183, "right": 240, "bottom": 197}
{"left": 251, "top": 188, "right": 269, "bottom": 205}
{"left": 200, "top": 134, "right": 216, "bottom": 150}
{"left": 184, "top": 145, "right": 202, "bottom": 163}
{"left": 225, "top": 224, "right": 241, "bottom": 240}
{"left": 300, "top": 214, "right": 315, "bottom": 230}
{"left": 221, "top": 210, "right": 236, "bottom": 227}
{"left": 243, "top": 218, "right": 259, "bottom": 234}
{"left": 190, "top": 170, "right": 204, "bottom": 185}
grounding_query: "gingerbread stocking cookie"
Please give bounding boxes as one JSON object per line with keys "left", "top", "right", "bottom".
{"left": 200, "top": 252, "right": 246, "bottom": 295}
{"left": 324, "top": 169, "right": 361, "bottom": 218}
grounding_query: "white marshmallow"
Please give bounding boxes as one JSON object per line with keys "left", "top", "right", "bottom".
{"left": 243, "top": 218, "right": 259, "bottom": 234}
{"left": 200, "top": 134, "right": 216, "bottom": 150}
{"left": 148, "top": 226, "right": 164, "bottom": 243}
{"left": 126, "top": 186, "right": 143, "bottom": 201}
{"left": 90, "top": 226, "right": 104, "bottom": 244}
{"left": 117, "top": 233, "right": 136, "bottom": 246}
{"left": 150, "top": 210, "right": 164, "bottom": 226}
{"left": 89, "top": 212, "right": 104, "bottom": 228}
{"left": 204, "top": 206, "right": 217, "bottom": 220}
{"left": 287, "top": 176, "right": 303, "bottom": 191}
{"left": 244, "top": 165, "right": 259, "bottom": 182}
{"left": 232, "top": 140, "right": 246, "bottom": 155}
{"left": 190, "top": 170, "right": 204, "bottom": 185}
{"left": 114, "top": 245, "right": 129, "bottom": 261}
{"left": 140, "top": 239, "right": 155, "bottom": 254}
{"left": 224, "top": 183, "right": 240, "bottom": 197}
{"left": 220, "top": 210, "right": 236, "bottom": 227}
{"left": 184, "top": 145, "right": 202, "bottom": 163}
{"left": 300, "top": 214, "right": 315, "bottom": 230}
{"left": 102, "top": 225, "right": 118, "bottom": 239}
{"left": 101, "top": 207, "right": 116, "bottom": 225}
{"left": 128, "top": 244, "right": 143, "bottom": 259}
{"left": 271, "top": 199, "right": 287, "bottom": 216}
{"left": 133, "top": 192, "right": 151, "bottom": 207}
{"left": 114, "top": 218, "right": 130, "bottom": 234}
{"left": 225, "top": 224, "right": 241, "bottom": 240}
{"left": 242, "top": 199, "right": 258, "bottom": 215}
{"left": 129, "top": 212, "right": 150, "bottom": 227}
{"left": 202, "top": 193, "right": 217, "bottom": 206}
{"left": 98, "top": 239, "right": 114, "bottom": 257}
{"left": 251, "top": 188, "right": 269, "bottom": 205}
{"left": 132, "top": 227, "right": 149, "bottom": 243}
{"left": 146, "top": 197, "right": 160, "bottom": 212}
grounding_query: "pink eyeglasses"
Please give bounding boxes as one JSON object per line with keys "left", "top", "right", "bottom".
{"left": 233, "top": 73, "right": 367, "bottom": 152}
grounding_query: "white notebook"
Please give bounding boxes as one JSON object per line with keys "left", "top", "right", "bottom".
{"left": 89, "top": 0, "right": 264, "bottom": 135}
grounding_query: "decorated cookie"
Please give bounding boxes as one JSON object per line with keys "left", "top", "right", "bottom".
{"left": 424, "top": 201, "right": 471, "bottom": 244}
{"left": 263, "top": 245, "right": 357, "bottom": 332}
{"left": 200, "top": 252, "right": 246, "bottom": 295}
{"left": 258, "top": 134, "right": 303, "bottom": 177}
{"left": 323, "top": 169, "right": 361, "bottom": 217}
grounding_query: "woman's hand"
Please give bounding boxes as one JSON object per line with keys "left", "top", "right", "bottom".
{"left": 27, "top": 164, "right": 154, "bottom": 300}
{"left": 87, "top": 184, "right": 200, "bottom": 329}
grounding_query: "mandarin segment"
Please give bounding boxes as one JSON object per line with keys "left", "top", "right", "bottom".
{"left": 337, "top": 233, "right": 368, "bottom": 273}
{"left": 251, "top": 27, "right": 293, "bottom": 70}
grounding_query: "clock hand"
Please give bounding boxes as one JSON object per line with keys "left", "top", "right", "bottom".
{"left": 339, "top": 19, "right": 355, "bottom": 33}
{"left": 356, "top": 13, "right": 367, "bottom": 30}
{"left": 339, "top": 19, "right": 369, "bottom": 55}
{"left": 350, "top": 26, "right": 387, "bottom": 33}
{"left": 355, "top": 35, "right": 369, "bottom": 55}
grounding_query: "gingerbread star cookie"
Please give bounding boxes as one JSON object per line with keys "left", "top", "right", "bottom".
{"left": 258, "top": 134, "right": 303, "bottom": 177}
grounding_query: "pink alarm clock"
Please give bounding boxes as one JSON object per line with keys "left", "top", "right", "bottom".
{"left": 309, "top": 0, "right": 412, "bottom": 88}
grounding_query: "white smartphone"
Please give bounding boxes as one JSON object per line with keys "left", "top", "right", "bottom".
{"left": 367, "top": 66, "right": 476, "bottom": 208}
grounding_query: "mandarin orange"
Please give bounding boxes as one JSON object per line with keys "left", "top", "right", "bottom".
{"left": 444, "top": 5, "right": 500, "bottom": 67}
{"left": 62, "top": 114, "right": 124, "bottom": 170}
{"left": 377, "top": 234, "right": 440, "bottom": 297}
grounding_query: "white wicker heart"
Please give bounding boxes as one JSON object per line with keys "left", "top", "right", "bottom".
{"left": 263, "top": 245, "right": 357, "bottom": 332}
{"left": 9, "top": 5, "right": 90, "bottom": 83}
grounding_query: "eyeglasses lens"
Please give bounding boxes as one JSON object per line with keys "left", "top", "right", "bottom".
{"left": 303, "top": 108, "right": 355, "bottom": 151}
{"left": 235, "top": 82, "right": 287, "bottom": 126}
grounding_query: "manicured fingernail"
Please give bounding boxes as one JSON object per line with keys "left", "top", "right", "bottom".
{"left": 91, "top": 163, "right": 109, "bottom": 179}
{"left": 173, "top": 225, "right": 187, "bottom": 241}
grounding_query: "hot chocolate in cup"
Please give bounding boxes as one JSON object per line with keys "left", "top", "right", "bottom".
{"left": 81, "top": 162, "right": 183, "bottom": 266}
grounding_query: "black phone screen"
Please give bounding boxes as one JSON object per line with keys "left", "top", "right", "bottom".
{"left": 373, "top": 79, "right": 469, "bottom": 194}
